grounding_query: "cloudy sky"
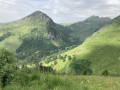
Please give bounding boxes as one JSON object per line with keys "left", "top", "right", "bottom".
{"left": 0, "top": 0, "right": 120, "bottom": 23}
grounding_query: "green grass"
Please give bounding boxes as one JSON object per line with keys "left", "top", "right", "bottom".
{"left": 60, "top": 75, "right": 120, "bottom": 90}
{"left": 2, "top": 75, "right": 120, "bottom": 90}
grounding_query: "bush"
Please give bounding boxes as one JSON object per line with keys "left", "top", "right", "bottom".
{"left": 59, "top": 55, "right": 63, "bottom": 59}
{"left": 102, "top": 69, "right": 109, "bottom": 76}
{"left": 82, "top": 70, "right": 88, "bottom": 75}
{"left": 52, "top": 56, "right": 57, "bottom": 60}
{"left": 0, "top": 48, "right": 17, "bottom": 88}
{"left": 35, "top": 65, "right": 55, "bottom": 74}
{"left": 68, "top": 56, "right": 72, "bottom": 60}
{"left": 64, "top": 55, "right": 67, "bottom": 58}
{"left": 54, "top": 61, "right": 57, "bottom": 65}
{"left": 72, "top": 55, "right": 76, "bottom": 60}
{"left": 63, "top": 58, "right": 66, "bottom": 62}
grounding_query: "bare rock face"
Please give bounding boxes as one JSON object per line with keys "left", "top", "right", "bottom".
{"left": 47, "top": 32, "right": 60, "bottom": 40}
{"left": 45, "top": 18, "right": 60, "bottom": 41}
{"left": 47, "top": 32, "right": 55, "bottom": 40}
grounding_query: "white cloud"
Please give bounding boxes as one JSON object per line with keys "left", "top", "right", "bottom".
{"left": 0, "top": 0, "right": 120, "bottom": 23}
{"left": 106, "top": 0, "right": 120, "bottom": 5}
{"left": 53, "top": 9, "right": 58, "bottom": 14}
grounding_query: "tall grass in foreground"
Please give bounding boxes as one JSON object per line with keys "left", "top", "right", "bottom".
{"left": 2, "top": 73, "right": 120, "bottom": 90}
{"left": 1, "top": 72, "right": 88, "bottom": 90}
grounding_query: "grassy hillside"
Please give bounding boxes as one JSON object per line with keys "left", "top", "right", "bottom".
{"left": 43, "top": 15, "right": 120, "bottom": 76}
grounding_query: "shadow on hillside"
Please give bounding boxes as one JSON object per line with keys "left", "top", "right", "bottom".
{"left": 84, "top": 44, "right": 120, "bottom": 76}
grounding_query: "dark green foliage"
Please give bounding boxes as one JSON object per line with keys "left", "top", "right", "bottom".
{"left": 102, "top": 69, "right": 109, "bottom": 76}
{"left": 0, "top": 48, "right": 17, "bottom": 88}
{"left": 72, "top": 55, "right": 76, "bottom": 60}
{"left": 16, "top": 28, "right": 58, "bottom": 60}
{"left": 64, "top": 54, "right": 67, "bottom": 57}
{"left": 0, "top": 32, "right": 11, "bottom": 42}
{"left": 52, "top": 55, "right": 57, "bottom": 60}
{"left": 68, "top": 56, "right": 72, "bottom": 60}
{"left": 45, "top": 57, "right": 51, "bottom": 64}
{"left": 54, "top": 61, "right": 57, "bottom": 65}
{"left": 40, "top": 63, "right": 43, "bottom": 66}
{"left": 59, "top": 55, "right": 63, "bottom": 59}
{"left": 56, "top": 24, "right": 79, "bottom": 45}
{"left": 35, "top": 65, "right": 55, "bottom": 74}
{"left": 63, "top": 58, "right": 66, "bottom": 62}
{"left": 70, "top": 59, "right": 92, "bottom": 75}
{"left": 16, "top": 24, "right": 77, "bottom": 62}
{"left": 82, "top": 70, "right": 88, "bottom": 75}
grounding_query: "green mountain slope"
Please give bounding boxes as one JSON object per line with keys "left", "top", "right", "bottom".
{"left": 0, "top": 11, "right": 73, "bottom": 61}
{"left": 0, "top": 11, "right": 111, "bottom": 64}
{"left": 67, "top": 16, "right": 111, "bottom": 44}
{"left": 23, "top": 15, "right": 111, "bottom": 64}
{"left": 44, "top": 15, "right": 120, "bottom": 76}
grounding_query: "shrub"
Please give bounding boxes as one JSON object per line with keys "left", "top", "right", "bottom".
{"left": 54, "top": 61, "right": 57, "bottom": 65}
{"left": 102, "top": 69, "right": 109, "bottom": 76}
{"left": 64, "top": 55, "right": 67, "bottom": 58}
{"left": 52, "top": 56, "right": 57, "bottom": 60}
{"left": 59, "top": 55, "right": 63, "bottom": 59}
{"left": 72, "top": 55, "right": 76, "bottom": 60}
{"left": 63, "top": 58, "right": 66, "bottom": 62}
{"left": 0, "top": 48, "right": 17, "bottom": 88}
{"left": 68, "top": 56, "right": 72, "bottom": 60}
{"left": 82, "top": 70, "right": 88, "bottom": 75}
{"left": 35, "top": 65, "right": 55, "bottom": 74}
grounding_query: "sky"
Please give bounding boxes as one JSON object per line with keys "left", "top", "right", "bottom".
{"left": 0, "top": 0, "right": 120, "bottom": 23}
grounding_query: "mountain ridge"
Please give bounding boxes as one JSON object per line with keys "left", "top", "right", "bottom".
{"left": 66, "top": 15, "right": 111, "bottom": 44}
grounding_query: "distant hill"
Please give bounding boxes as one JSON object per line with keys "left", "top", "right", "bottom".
{"left": 47, "top": 15, "right": 120, "bottom": 76}
{"left": 67, "top": 15, "right": 111, "bottom": 44}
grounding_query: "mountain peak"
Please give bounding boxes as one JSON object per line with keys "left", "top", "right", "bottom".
{"left": 85, "top": 15, "right": 111, "bottom": 22}
{"left": 21, "top": 11, "right": 50, "bottom": 22}
{"left": 29, "top": 11, "right": 44, "bottom": 17}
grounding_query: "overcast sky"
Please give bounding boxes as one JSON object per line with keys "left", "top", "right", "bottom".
{"left": 0, "top": 0, "right": 120, "bottom": 23}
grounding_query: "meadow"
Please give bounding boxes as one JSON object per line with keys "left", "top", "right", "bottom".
{"left": 2, "top": 74, "right": 120, "bottom": 90}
